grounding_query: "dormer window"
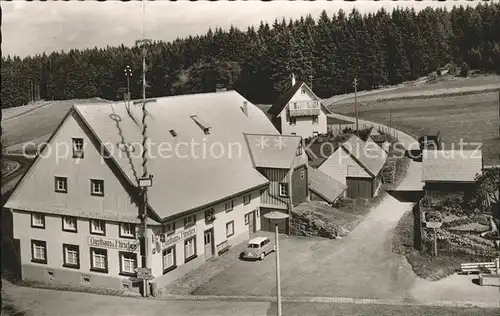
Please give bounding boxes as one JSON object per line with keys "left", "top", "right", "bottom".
{"left": 190, "top": 115, "right": 211, "bottom": 135}
{"left": 72, "top": 138, "right": 84, "bottom": 158}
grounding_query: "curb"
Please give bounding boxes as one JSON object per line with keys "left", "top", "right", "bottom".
{"left": 157, "top": 294, "right": 498, "bottom": 308}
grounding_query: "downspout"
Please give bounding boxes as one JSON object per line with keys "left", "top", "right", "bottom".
{"left": 287, "top": 166, "right": 293, "bottom": 235}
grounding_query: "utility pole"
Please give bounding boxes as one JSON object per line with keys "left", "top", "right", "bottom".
{"left": 135, "top": 0, "right": 154, "bottom": 298}
{"left": 353, "top": 78, "right": 359, "bottom": 137}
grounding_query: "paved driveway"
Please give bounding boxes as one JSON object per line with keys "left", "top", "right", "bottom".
{"left": 190, "top": 125, "right": 499, "bottom": 305}
{"left": 193, "top": 195, "right": 416, "bottom": 299}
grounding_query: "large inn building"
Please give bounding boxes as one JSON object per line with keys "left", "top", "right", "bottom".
{"left": 4, "top": 90, "right": 345, "bottom": 293}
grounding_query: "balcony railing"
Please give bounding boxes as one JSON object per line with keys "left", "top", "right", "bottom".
{"left": 288, "top": 100, "right": 321, "bottom": 117}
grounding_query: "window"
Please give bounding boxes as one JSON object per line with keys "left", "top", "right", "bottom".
{"left": 243, "top": 193, "right": 251, "bottom": 205}
{"left": 291, "top": 133, "right": 296, "bottom": 135}
{"left": 184, "top": 214, "right": 196, "bottom": 228}
{"left": 90, "top": 219, "right": 106, "bottom": 235}
{"left": 289, "top": 117, "right": 296, "bottom": 125}
{"left": 90, "top": 248, "right": 108, "bottom": 273}
{"left": 226, "top": 221, "right": 234, "bottom": 238}
{"left": 244, "top": 213, "right": 250, "bottom": 225}
{"left": 312, "top": 115, "right": 319, "bottom": 124}
{"left": 31, "top": 240, "right": 47, "bottom": 264}
{"left": 279, "top": 183, "right": 289, "bottom": 197}
{"left": 184, "top": 237, "right": 196, "bottom": 262}
{"left": 301, "top": 87, "right": 306, "bottom": 94}
{"left": 55, "top": 177, "right": 67, "bottom": 193}
{"left": 31, "top": 213, "right": 45, "bottom": 229}
{"left": 296, "top": 144, "right": 303, "bottom": 156}
{"left": 62, "top": 216, "right": 77, "bottom": 232}
{"left": 163, "top": 222, "right": 175, "bottom": 235}
{"left": 204, "top": 208, "right": 215, "bottom": 222}
{"left": 90, "top": 179, "right": 104, "bottom": 196}
{"left": 163, "top": 247, "right": 176, "bottom": 273}
{"left": 190, "top": 115, "right": 211, "bottom": 135}
{"left": 72, "top": 138, "right": 84, "bottom": 158}
{"left": 224, "top": 199, "right": 234, "bottom": 212}
{"left": 119, "top": 252, "right": 137, "bottom": 276}
{"left": 300, "top": 170, "right": 305, "bottom": 180}
{"left": 119, "top": 223, "right": 135, "bottom": 238}
{"left": 63, "top": 244, "right": 79, "bottom": 269}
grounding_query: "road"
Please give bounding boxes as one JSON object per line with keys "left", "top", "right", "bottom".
{"left": 3, "top": 281, "right": 499, "bottom": 316}
{"left": 1, "top": 154, "right": 33, "bottom": 201}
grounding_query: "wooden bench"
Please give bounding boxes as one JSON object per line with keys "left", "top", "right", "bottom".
{"left": 216, "top": 240, "right": 231, "bottom": 256}
{"left": 459, "top": 262, "right": 496, "bottom": 275}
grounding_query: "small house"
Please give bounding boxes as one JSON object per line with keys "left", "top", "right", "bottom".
{"left": 245, "top": 134, "right": 309, "bottom": 233}
{"left": 318, "top": 135, "right": 388, "bottom": 198}
{"left": 422, "top": 149, "right": 483, "bottom": 199}
{"left": 267, "top": 74, "right": 333, "bottom": 139}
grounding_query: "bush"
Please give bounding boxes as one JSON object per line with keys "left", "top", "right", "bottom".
{"left": 425, "top": 210, "right": 443, "bottom": 222}
{"left": 460, "top": 62, "right": 469, "bottom": 77}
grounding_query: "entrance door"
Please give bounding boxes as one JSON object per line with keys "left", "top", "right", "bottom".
{"left": 204, "top": 229, "right": 214, "bottom": 260}
{"left": 248, "top": 211, "right": 256, "bottom": 234}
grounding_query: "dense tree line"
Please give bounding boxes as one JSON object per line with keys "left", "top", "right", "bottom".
{"left": 2, "top": 3, "right": 500, "bottom": 109}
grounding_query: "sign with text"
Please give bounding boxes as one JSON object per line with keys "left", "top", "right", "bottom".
{"left": 152, "top": 226, "right": 196, "bottom": 254}
{"left": 87, "top": 236, "right": 139, "bottom": 252}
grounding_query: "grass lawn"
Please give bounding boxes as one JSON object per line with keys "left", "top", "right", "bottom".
{"left": 2, "top": 98, "right": 106, "bottom": 150}
{"left": 332, "top": 90, "right": 500, "bottom": 165}
{"left": 328, "top": 75, "right": 500, "bottom": 105}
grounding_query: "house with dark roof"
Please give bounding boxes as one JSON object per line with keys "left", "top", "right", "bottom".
{"left": 4, "top": 90, "right": 316, "bottom": 293}
{"left": 318, "top": 135, "right": 388, "bottom": 198}
{"left": 268, "top": 74, "right": 333, "bottom": 139}
{"left": 422, "top": 149, "right": 483, "bottom": 200}
{"left": 245, "top": 134, "right": 309, "bottom": 233}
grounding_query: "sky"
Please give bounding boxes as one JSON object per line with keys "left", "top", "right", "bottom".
{"left": 1, "top": 0, "right": 484, "bottom": 58}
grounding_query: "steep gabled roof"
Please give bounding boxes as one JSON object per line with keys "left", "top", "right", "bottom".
{"left": 422, "top": 149, "right": 483, "bottom": 183}
{"left": 268, "top": 82, "right": 304, "bottom": 116}
{"left": 72, "top": 91, "right": 278, "bottom": 220}
{"left": 341, "top": 135, "right": 388, "bottom": 177}
{"left": 308, "top": 167, "right": 347, "bottom": 203}
{"left": 245, "top": 134, "right": 302, "bottom": 169}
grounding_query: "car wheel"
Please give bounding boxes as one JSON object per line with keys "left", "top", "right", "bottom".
{"left": 260, "top": 253, "right": 265, "bottom": 260}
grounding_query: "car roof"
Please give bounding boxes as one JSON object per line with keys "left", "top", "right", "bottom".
{"left": 248, "top": 236, "right": 268, "bottom": 244}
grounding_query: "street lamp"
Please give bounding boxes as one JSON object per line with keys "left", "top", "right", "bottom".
{"left": 124, "top": 65, "right": 132, "bottom": 101}
{"left": 263, "top": 211, "right": 289, "bottom": 316}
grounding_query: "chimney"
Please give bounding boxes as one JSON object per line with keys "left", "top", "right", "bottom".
{"left": 242, "top": 101, "right": 248, "bottom": 117}
{"left": 291, "top": 73, "right": 296, "bottom": 86}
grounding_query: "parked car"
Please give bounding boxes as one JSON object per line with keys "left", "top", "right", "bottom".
{"left": 240, "top": 236, "right": 275, "bottom": 260}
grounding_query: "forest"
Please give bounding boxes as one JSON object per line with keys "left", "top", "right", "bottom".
{"left": 2, "top": 2, "right": 500, "bottom": 109}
